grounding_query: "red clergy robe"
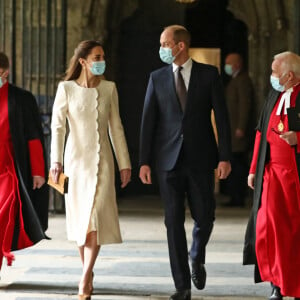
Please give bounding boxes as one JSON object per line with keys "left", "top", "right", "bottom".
{"left": 0, "top": 81, "right": 45, "bottom": 269}
{"left": 250, "top": 84, "right": 300, "bottom": 297}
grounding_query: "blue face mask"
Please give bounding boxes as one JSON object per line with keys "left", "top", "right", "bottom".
{"left": 270, "top": 75, "right": 286, "bottom": 92}
{"left": 159, "top": 47, "right": 175, "bottom": 64}
{"left": 90, "top": 61, "right": 106, "bottom": 75}
{"left": 0, "top": 77, "right": 3, "bottom": 88}
{"left": 224, "top": 64, "right": 233, "bottom": 76}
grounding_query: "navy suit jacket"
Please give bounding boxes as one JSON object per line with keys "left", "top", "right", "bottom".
{"left": 139, "top": 60, "right": 231, "bottom": 171}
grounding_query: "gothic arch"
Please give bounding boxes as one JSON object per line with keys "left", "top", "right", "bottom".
{"left": 227, "top": 0, "right": 289, "bottom": 115}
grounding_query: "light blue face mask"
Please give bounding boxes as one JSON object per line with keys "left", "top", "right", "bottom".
{"left": 270, "top": 75, "right": 286, "bottom": 92}
{"left": 159, "top": 47, "right": 175, "bottom": 64}
{"left": 90, "top": 61, "right": 106, "bottom": 75}
{"left": 224, "top": 64, "right": 233, "bottom": 76}
{"left": 0, "top": 77, "right": 3, "bottom": 88}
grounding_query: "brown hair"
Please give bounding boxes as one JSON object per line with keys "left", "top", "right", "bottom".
{"left": 0, "top": 52, "right": 9, "bottom": 69}
{"left": 165, "top": 25, "right": 191, "bottom": 48}
{"left": 64, "top": 40, "right": 103, "bottom": 81}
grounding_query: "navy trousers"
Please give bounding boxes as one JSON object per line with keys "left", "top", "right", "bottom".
{"left": 156, "top": 154, "right": 215, "bottom": 290}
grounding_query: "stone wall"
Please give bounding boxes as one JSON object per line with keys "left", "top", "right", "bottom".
{"left": 65, "top": 0, "right": 139, "bottom": 76}
{"left": 228, "top": 0, "right": 299, "bottom": 114}
{"left": 64, "top": 0, "right": 299, "bottom": 117}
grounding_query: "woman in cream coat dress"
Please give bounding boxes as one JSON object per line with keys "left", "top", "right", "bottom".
{"left": 50, "top": 40, "right": 131, "bottom": 300}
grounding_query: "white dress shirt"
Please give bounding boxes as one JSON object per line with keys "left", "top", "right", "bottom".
{"left": 172, "top": 58, "right": 193, "bottom": 91}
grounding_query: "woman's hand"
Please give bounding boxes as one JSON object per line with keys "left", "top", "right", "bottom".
{"left": 50, "top": 162, "right": 62, "bottom": 184}
{"left": 120, "top": 168, "right": 131, "bottom": 188}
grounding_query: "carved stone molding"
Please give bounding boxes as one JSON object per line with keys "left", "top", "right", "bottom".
{"left": 227, "top": 0, "right": 290, "bottom": 114}
{"left": 227, "top": 0, "right": 258, "bottom": 39}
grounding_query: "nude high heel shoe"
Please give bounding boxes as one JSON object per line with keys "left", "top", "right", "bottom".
{"left": 78, "top": 280, "right": 92, "bottom": 300}
{"left": 89, "top": 272, "right": 94, "bottom": 294}
{"left": 78, "top": 295, "right": 91, "bottom": 300}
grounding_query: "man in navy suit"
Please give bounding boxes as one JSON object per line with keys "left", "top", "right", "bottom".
{"left": 139, "top": 25, "right": 232, "bottom": 300}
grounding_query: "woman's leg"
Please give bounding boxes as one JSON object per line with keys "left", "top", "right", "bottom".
{"left": 78, "top": 231, "right": 100, "bottom": 295}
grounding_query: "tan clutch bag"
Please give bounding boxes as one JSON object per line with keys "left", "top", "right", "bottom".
{"left": 47, "top": 171, "right": 69, "bottom": 195}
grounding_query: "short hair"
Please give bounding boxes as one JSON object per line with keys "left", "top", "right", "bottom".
{"left": 274, "top": 51, "right": 300, "bottom": 77}
{"left": 164, "top": 25, "right": 191, "bottom": 48}
{"left": 226, "top": 52, "right": 243, "bottom": 63}
{"left": 0, "top": 52, "right": 9, "bottom": 69}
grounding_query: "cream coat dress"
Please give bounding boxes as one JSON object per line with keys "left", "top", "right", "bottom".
{"left": 50, "top": 80, "right": 131, "bottom": 246}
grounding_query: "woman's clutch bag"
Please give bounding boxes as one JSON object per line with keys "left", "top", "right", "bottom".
{"left": 47, "top": 171, "right": 68, "bottom": 194}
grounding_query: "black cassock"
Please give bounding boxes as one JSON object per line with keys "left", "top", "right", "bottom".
{"left": 7, "top": 84, "right": 49, "bottom": 250}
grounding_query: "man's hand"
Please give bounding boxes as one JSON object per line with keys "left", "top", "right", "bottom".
{"left": 120, "top": 168, "right": 131, "bottom": 188}
{"left": 217, "top": 161, "right": 231, "bottom": 179}
{"left": 279, "top": 131, "right": 298, "bottom": 146}
{"left": 139, "top": 165, "right": 152, "bottom": 184}
{"left": 33, "top": 176, "right": 45, "bottom": 189}
{"left": 248, "top": 173, "right": 255, "bottom": 189}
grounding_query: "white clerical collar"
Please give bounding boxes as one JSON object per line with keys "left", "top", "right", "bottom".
{"left": 276, "top": 87, "right": 293, "bottom": 115}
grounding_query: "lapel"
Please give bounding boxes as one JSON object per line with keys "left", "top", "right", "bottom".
{"left": 268, "top": 88, "right": 281, "bottom": 111}
{"left": 265, "top": 88, "right": 281, "bottom": 124}
{"left": 259, "top": 88, "right": 280, "bottom": 139}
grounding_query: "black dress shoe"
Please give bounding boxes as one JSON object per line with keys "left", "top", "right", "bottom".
{"left": 269, "top": 284, "right": 282, "bottom": 300}
{"left": 191, "top": 261, "right": 206, "bottom": 290}
{"left": 169, "top": 289, "right": 191, "bottom": 300}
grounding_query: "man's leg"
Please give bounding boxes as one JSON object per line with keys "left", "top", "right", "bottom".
{"left": 187, "top": 169, "right": 215, "bottom": 289}
{"left": 157, "top": 168, "right": 191, "bottom": 291}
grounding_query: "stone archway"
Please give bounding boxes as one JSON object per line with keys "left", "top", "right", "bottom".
{"left": 227, "top": 0, "right": 289, "bottom": 115}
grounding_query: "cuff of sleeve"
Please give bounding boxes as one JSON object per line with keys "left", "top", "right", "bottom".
{"left": 28, "top": 139, "right": 45, "bottom": 177}
{"left": 249, "top": 166, "right": 256, "bottom": 174}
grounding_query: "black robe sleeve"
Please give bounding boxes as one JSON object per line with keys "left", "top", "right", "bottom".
{"left": 8, "top": 84, "right": 49, "bottom": 248}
